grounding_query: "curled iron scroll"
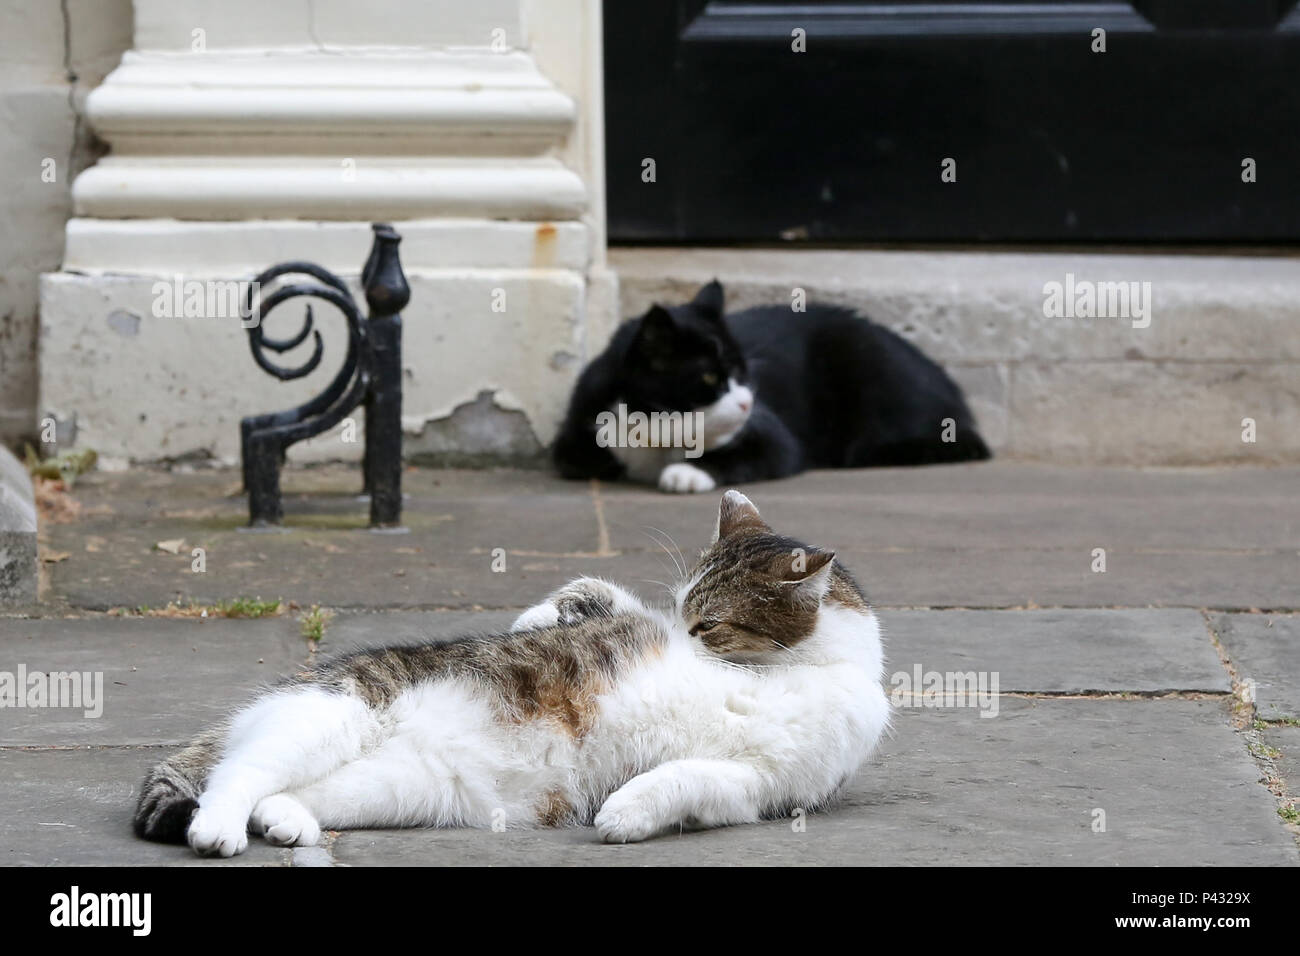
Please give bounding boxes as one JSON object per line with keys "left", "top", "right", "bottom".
{"left": 244, "top": 262, "right": 363, "bottom": 382}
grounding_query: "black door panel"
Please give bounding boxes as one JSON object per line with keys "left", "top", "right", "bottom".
{"left": 605, "top": 1, "right": 1300, "bottom": 241}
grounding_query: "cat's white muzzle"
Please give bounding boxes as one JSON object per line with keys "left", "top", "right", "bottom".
{"left": 700, "top": 379, "right": 754, "bottom": 450}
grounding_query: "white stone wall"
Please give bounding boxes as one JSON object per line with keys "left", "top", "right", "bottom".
{"left": 34, "top": 0, "right": 616, "bottom": 465}
{"left": 0, "top": 0, "right": 132, "bottom": 446}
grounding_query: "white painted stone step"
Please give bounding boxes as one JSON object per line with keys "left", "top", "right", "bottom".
{"left": 610, "top": 248, "right": 1300, "bottom": 465}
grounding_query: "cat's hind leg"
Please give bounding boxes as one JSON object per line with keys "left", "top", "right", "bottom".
{"left": 286, "top": 675, "right": 549, "bottom": 832}
{"left": 288, "top": 736, "right": 491, "bottom": 831}
{"left": 187, "top": 686, "right": 374, "bottom": 857}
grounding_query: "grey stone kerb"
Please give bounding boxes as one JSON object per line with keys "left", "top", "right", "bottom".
{"left": 0, "top": 445, "right": 37, "bottom": 603}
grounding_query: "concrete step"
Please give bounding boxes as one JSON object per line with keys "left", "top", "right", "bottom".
{"left": 609, "top": 248, "right": 1300, "bottom": 465}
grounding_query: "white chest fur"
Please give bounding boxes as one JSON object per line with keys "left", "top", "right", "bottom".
{"left": 581, "top": 605, "right": 889, "bottom": 813}
{"left": 606, "top": 378, "right": 755, "bottom": 487}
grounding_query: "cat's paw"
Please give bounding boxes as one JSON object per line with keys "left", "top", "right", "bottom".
{"left": 658, "top": 463, "right": 716, "bottom": 494}
{"left": 510, "top": 602, "right": 560, "bottom": 632}
{"left": 553, "top": 578, "right": 629, "bottom": 624}
{"left": 594, "top": 792, "right": 664, "bottom": 844}
{"left": 187, "top": 805, "right": 249, "bottom": 858}
{"left": 511, "top": 578, "right": 623, "bottom": 632}
{"left": 251, "top": 794, "right": 321, "bottom": 847}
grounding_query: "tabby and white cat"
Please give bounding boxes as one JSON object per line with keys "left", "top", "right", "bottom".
{"left": 134, "top": 492, "right": 889, "bottom": 854}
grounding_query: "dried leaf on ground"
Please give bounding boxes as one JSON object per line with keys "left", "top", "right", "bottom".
{"left": 303, "top": 539, "right": 345, "bottom": 554}
{"left": 33, "top": 477, "right": 82, "bottom": 524}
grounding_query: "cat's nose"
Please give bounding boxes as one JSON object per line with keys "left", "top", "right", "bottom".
{"left": 737, "top": 398, "right": 751, "bottom": 413}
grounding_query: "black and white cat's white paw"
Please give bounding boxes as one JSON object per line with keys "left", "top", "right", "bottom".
{"left": 658, "top": 462, "right": 716, "bottom": 494}
{"left": 251, "top": 793, "right": 321, "bottom": 847}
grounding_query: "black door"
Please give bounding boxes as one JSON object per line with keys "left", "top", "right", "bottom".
{"left": 604, "top": 1, "right": 1300, "bottom": 241}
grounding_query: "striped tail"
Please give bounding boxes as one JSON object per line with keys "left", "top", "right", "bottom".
{"left": 133, "top": 734, "right": 220, "bottom": 843}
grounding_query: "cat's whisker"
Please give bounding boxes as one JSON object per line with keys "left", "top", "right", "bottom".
{"left": 644, "top": 548, "right": 681, "bottom": 589}
{"left": 645, "top": 526, "right": 688, "bottom": 580}
{"left": 641, "top": 527, "right": 686, "bottom": 580}
{"left": 638, "top": 578, "right": 678, "bottom": 603}
{"left": 705, "top": 655, "right": 763, "bottom": 673}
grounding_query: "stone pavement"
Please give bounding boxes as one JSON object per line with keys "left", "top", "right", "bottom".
{"left": 1, "top": 462, "right": 1297, "bottom": 865}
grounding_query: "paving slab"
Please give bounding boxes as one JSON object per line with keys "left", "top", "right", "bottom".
{"left": 38, "top": 464, "right": 1300, "bottom": 612}
{"left": 0, "top": 747, "right": 289, "bottom": 867}
{"left": 11, "top": 461, "right": 1298, "bottom": 867}
{"left": 599, "top": 466, "right": 1300, "bottom": 609}
{"left": 1212, "top": 613, "right": 1300, "bottom": 721}
{"left": 313, "top": 607, "right": 1226, "bottom": 696}
{"left": 599, "top": 462, "right": 1300, "bottom": 553}
{"left": 43, "top": 467, "right": 605, "bottom": 611}
{"left": 2, "top": 672, "right": 1288, "bottom": 865}
{"left": 331, "top": 699, "right": 1297, "bottom": 866}
{"left": 882, "top": 608, "right": 1228, "bottom": 694}
{"left": 0, "top": 616, "right": 305, "bottom": 746}
{"left": 317, "top": 609, "right": 519, "bottom": 653}
{"left": 608, "top": 543, "right": 1300, "bottom": 611}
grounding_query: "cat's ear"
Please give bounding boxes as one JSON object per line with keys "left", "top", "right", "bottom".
{"left": 632, "top": 305, "right": 677, "bottom": 361}
{"left": 692, "top": 280, "right": 725, "bottom": 320}
{"left": 783, "top": 550, "right": 836, "bottom": 607}
{"left": 713, "top": 489, "right": 768, "bottom": 542}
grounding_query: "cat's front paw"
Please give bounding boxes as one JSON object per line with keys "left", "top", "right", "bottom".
{"left": 595, "top": 792, "right": 665, "bottom": 844}
{"left": 658, "top": 463, "right": 716, "bottom": 494}
{"left": 553, "top": 577, "right": 626, "bottom": 624}
{"left": 187, "top": 805, "right": 249, "bottom": 858}
{"left": 510, "top": 602, "right": 561, "bottom": 632}
{"left": 252, "top": 794, "right": 321, "bottom": 847}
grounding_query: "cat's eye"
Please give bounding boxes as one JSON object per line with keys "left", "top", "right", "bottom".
{"left": 690, "top": 621, "right": 719, "bottom": 636}
{"left": 701, "top": 372, "right": 719, "bottom": 386}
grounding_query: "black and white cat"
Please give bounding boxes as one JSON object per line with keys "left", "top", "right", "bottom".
{"left": 553, "top": 281, "right": 990, "bottom": 492}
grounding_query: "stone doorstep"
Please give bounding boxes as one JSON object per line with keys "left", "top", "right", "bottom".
{"left": 611, "top": 248, "right": 1300, "bottom": 465}
{"left": 0, "top": 445, "right": 37, "bottom": 605}
{"left": 37, "top": 268, "right": 589, "bottom": 466}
